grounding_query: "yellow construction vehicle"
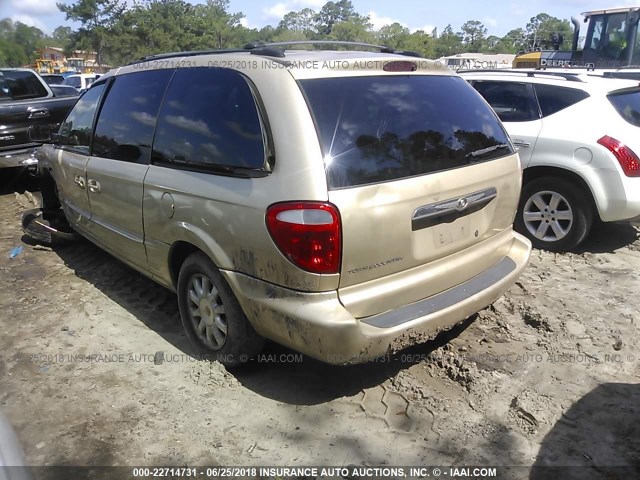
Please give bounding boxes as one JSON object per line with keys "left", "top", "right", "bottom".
{"left": 513, "top": 6, "right": 640, "bottom": 79}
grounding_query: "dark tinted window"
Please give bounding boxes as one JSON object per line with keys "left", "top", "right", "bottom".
{"left": 609, "top": 88, "right": 640, "bottom": 127}
{"left": 58, "top": 84, "right": 106, "bottom": 155}
{"left": 472, "top": 81, "right": 538, "bottom": 122}
{"left": 300, "top": 75, "right": 513, "bottom": 189}
{"left": 534, "top": 84, "right": 589, "bottom": 117}
{"left": 152, "top": 68, "right": 265, "bottom": 170}
{"left": 51, "top": 85, "right": 80, "bottom": 97}
{"left": 0, "top": 70, "right": 48, "bottom": 100}
{"left": 93, "top": 70, "right": 173, "bottom": 164}
{"left": 43, "top": 75, "right": 64, "bottom": 85}
{"left": 64, "top": 76, "right": 82, "bottom": 88}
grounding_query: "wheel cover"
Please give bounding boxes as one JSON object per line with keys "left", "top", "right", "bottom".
{"left": 523, "top": 190, "right": 574, "bottom": 242}
{"left": 186, "top": 273, "right": 227, "bottom": 350}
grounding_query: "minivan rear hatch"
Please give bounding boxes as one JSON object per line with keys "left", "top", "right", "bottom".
{"left": 299, "top": 73, "right": 522, "bottom": 318}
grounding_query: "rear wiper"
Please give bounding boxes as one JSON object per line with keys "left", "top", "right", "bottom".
{"left": 465, "top": 144, "right": 510, "bottom": 160}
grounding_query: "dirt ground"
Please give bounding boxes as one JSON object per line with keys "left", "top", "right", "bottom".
{"left": 1, "top": 173, "right": 639, "bottom": 479}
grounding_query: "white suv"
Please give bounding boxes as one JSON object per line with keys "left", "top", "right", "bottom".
{"left": 62, "top": 73, "right": 99, "bottom": 92}
{"left": 460, "top": 70, "right": 640, "bottom": 251}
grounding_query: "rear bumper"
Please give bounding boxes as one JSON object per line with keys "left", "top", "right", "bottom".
{"left": 590, "top": 169, "right": 640, "bottom": 222}
{"left": 0, "top": 147, "right": 39, "bottom": 169}
{"left": 224, "top": 230, "right": 531, "bottom": 364}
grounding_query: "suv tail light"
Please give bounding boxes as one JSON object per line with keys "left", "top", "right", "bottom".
{"left": 598, "top": 135, "right": 640, "bottom": 177}
{"left": 266, "top": 202, "right": 341, "bottom": 274}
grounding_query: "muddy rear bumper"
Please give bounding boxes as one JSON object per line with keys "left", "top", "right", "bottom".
{"left": 224, "top": 231, "right": 531, "bottom": 364}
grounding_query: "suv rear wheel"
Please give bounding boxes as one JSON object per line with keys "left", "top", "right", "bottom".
{"left": 515, "top": 177, "right": 593, "bottom": 251}
{"left": 177, "top": 252, "right": 264, "bottom": 367}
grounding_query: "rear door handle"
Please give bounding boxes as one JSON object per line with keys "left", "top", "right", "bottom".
{"left": 74, "top": 175, "right": 85, "bottom": 189}
{"left": 87, "top": 179, "right": 101, "bottom": 193}
{"left": 28, "top": 108, "right": 50, "bottom": 119}
{"left": 513, "top": 140, "right": 530, "bottom": 148}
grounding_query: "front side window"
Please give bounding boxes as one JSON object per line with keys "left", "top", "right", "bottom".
{"left": 472, "top": 81, "right": 539, "bottom": 122}
{"left": 588, "top": 15, "right": 605, "bottom": 50}
{"left": 58, "top": 84, "right": 106, "bottom": 155}
{"left": 93, "top": 69, "right": 173, "bottom": 164}
{"left": 300, "top": 75, "right": 513, "bottom": 189}
{"left": 534, "top": 84, "right": 589, "bottom": 117}
{"left": 588, "top": 13, "right": 629, "bottom": 61}
{"left": 152, "top": 67, "right": 266, "bottom": 171}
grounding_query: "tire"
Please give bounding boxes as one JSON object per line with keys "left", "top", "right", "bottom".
{"left": 21, "top": 208, "right": 82, "bottom": 246}
{"left": 177, "top": 252, "right": 264, "bottom": 367}
{"left": 515, "top": 177, "right": 593, "bottom": 252}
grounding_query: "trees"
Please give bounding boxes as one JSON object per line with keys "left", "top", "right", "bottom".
{"left": 328, "top": 18, "right": 374, "bottom": 43}
{"left": 378, "top": 23, "right": 411, "bottom": 49}
{"left": 0, "top": 19, "right": 45, "bottom": 66}
{"left": 278, "top": 8, "right": 316, "bottom": 36}
{"left": 315, "top": 0, "right": 365, "bottom": 36}
{"left": 57, "top": 0, "right": 126, "bottom": 66}
{"left": 51, "top": 26, "right": 73, "bottom": 48}
{"left": 459, "top": 20, "right": 487, "bottom": 51}
{"left": 434, "top": 25, "right": 463, "bottom": 57}
{"left": 192, "top": 0, "right": 245, "bottom": 49}
{"left": 525, "top": 13, "right": 572, "bottom": 50}
{"left": 13, "top": 6, "right": 581, "bottom": 67}
{"left": 85, "top": 0, "right": 248, "bottom": 65}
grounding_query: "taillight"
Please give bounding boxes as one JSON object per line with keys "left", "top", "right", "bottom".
{"left": 266, "top": 202, "right": 341, "bottom": 274}
{"left": 598, "top": 135, "right": 640, "bottom": 177}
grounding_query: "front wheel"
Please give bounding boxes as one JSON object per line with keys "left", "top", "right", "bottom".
{"left": 515, "top": 177, "right": 593, "bottom": 252}
{"left": 177, "top": 252, "right": 264, "bottom": 367}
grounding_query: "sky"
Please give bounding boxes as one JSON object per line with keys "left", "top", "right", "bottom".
{"left": 1, "top": 0, "right": 639, "bottom": 36}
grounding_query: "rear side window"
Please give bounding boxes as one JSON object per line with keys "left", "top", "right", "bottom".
{"left": 534, "top": 84, "right": 589, "bottom": 117}
{"left": 472, "top": 81, "right": 538, "bottom": 122}
{"left": 0, "top": 70, "right": 48, "bottom": 100}
{"left": 608, "top": 88, "right": 640, "bottom": 127}
{"left": 300, "top": 75, "right": 513, "bottom": 189}
{"left": 93, "top": 69, "right": 173, "bottom": 164}
{"left": 152, "top": 67, "right": 265, "bottom": 170}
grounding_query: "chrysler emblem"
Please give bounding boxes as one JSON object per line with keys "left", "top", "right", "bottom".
{"left": 455, "top": 197, "right": 469, "bottom": 211}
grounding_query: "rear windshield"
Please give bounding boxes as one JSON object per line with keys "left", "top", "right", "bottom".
{"left": 299, "top": 75, "right": 513, "bottom": 189}
{"left": 0, "top": 70, "right": 48, "bottom": 101}
{"left": 608, "top": 88, "right": 640, "bottom": 127}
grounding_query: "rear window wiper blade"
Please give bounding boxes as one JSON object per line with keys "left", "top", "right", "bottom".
{"left": 465, "top": 143, "right": 511, "bottom": 160}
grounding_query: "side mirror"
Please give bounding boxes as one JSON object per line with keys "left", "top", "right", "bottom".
{"left": 27, "top": 125, "right": 52, "bottom": 143}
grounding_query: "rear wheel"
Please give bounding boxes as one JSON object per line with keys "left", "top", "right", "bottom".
{"left": 515, "top": 177, "right": 593, "bottom": 251}
{"left": 177, "top": 252, "right": 264, "bottom": 367}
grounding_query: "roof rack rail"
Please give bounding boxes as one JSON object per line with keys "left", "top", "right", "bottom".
{"left": 125, "top": 40, "right": 422, "bottom": 66}
{"left": 127, "top": 47, "right": 250, "bottom": 65}
{"left": 456, "top": 69, "right": 585, "bottom": 82}
{"left": 244, "top": 40, "right": 423, "bottom": 57}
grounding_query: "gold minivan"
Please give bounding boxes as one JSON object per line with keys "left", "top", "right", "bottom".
{"left": 34, "top": 43, "right": 531, "bottom": 365}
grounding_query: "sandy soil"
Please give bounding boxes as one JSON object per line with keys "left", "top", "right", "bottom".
{"left": 1, "top": 176, "right": 639, "bottom": 479}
